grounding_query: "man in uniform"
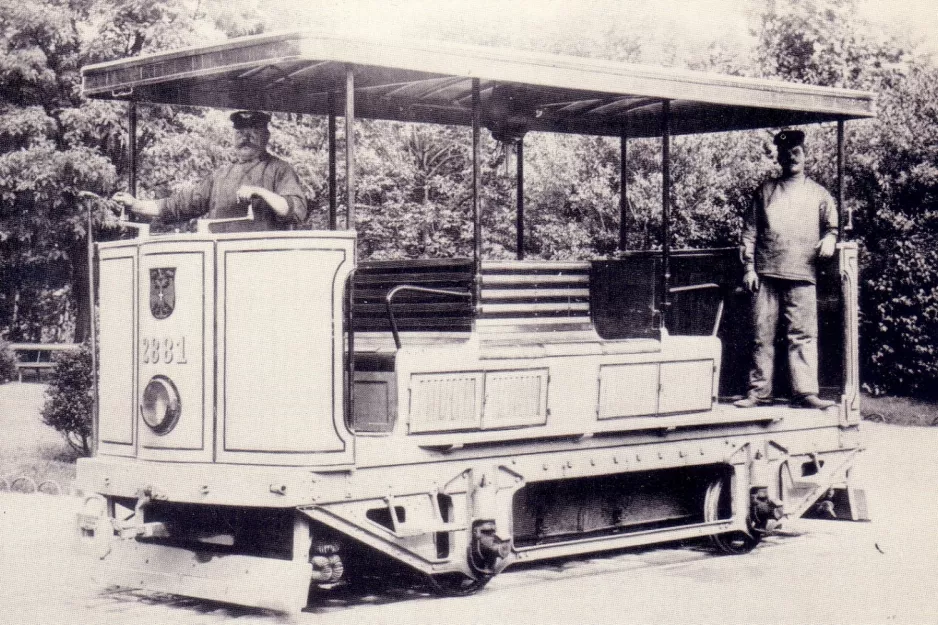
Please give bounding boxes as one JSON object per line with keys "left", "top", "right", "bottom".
{"left": 113, "top": 111, "right": 307, "bottom": 232}
{"left": 735, "top": 129, "right": 837, "bottom": 410}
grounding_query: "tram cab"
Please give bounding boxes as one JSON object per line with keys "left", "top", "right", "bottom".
{"left": 76, "top": 31, "right": 873, "bottom": 611}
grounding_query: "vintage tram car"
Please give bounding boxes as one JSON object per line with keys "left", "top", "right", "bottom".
{"left": 75, "top": 32, "right": 874, "bottom": 611}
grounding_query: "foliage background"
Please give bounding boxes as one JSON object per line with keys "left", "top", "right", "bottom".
{"left": 1, "top": 0, "right": 937, "bottom": 398}
{"left": 0, "top": 339, "right": 16, "bottom": 383}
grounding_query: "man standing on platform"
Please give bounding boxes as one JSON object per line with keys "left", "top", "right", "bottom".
{"left": 735, "top": 129, "right": 838, "bottom": 410}
{"left": 113, "top": 110, "right": 307, "bottom": 232}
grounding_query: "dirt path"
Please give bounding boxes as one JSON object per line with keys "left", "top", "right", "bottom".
{"left": 0, "top": 382, "right": 76, "bottom": 489}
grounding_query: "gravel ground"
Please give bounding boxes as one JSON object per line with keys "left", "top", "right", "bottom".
{"left": 0, "top": 382, "right": 76, "bottom": 490}
{"left": 1, "top": 422, "right": 937, "bottom": 625}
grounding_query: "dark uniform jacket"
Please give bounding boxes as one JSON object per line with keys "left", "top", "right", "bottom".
{"left": 741, "top": 174, "right": 838, "bottom": 284}
{"left": 161, "top": 152, "right": 307, "bottom": 232}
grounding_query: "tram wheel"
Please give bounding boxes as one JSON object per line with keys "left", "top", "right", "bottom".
{"left": 427, "top": 572, "right": 491, "bottom": 597}
{"left": 703, "top": 477, "right": 761, "bottom": 555}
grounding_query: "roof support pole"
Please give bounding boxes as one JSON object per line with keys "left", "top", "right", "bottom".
{"left": 618, "top": 128, "right": 628, "bottom": 252}
{"left": 660, "top": 100, "right": 672, "bottom": 326}
{"left": 472, "top": 79, "right": 482, "bottom": 304}
{"left": 87, "top": 195, "right": 98, "bottom": 457}
{"left": 328, "top": 92, "right": 337, "bottom": 230}
{"left": 837, "top": 120, "right": 849, "bottom": 237}
{"left": 129, "top": 101, "right": 138, "bottom": 195}
{"left": 516, "top": 138, "right": 524, "bottom": 260}
{"left": 345, "top": 66, "right": 356, "bottom": 230}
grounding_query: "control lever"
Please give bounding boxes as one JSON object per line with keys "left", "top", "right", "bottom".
{"left": 79, "top": 190, "right": 149, "bottom": 237}
{"left": 196, "top": 203, "right": 255, "bottom": 233}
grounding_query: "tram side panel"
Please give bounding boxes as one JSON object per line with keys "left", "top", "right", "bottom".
{"left": 348, "top": 248, "right": 862, "bottom": 462}
{"left": 91, "top": 232, "right": 357, "bottom": 468}
{"left": 80, "top": 232, "right": 358, "bottom": 612}
{"left": 97, "top": 243, "right": 138, "bottom": 458}
{"left": 214, "top": 235, "right": 355, "bottom": 467}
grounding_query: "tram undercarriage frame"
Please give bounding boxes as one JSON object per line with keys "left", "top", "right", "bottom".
{"left": 78, "top": 422, "right": 865, "bottom": 611}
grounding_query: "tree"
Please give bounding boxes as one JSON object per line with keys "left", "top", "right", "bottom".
{"left": 754, "top": 0, "right": 908, "bottom": 90}
{"left": 1, "top": 0, "right": 109, "bottom": 341}
{"left": 353, "top": 121, "right": 481, "bottom": 260}
{"left": 4, "top": 0, "right": 936, "bottom": 402}
{"left": 0, "top": 0, "right": 255, "bottom": 342}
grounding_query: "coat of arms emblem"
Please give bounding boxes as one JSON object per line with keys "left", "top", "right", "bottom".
{"left": 150, "top": 268, "right": 176, "bottom": 319}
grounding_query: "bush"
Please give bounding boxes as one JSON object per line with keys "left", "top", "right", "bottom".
{"left": 861, "top": 214, "right": 938, "bottom": 398}
{"left": 850, "top": 64, "right": 938, "bottom": 398}
{"left": 0, "top": 340, "right": 17, "bottom": 383}
{"left": 41, "top": 342, "right": 93, "bottom": 455}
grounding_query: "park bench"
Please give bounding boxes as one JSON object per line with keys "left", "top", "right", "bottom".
{"left": 8, "top": 343, "right": 80, "bottom": 382}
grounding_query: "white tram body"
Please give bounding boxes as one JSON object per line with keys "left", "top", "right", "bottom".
{"left": 76, "top": 32, "right": 873, "bottom": 612}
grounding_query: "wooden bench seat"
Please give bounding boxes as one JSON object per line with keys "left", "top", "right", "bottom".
{"left": 350, "top": 259, "right": 473, "bottom": 377}
{"left": 9, "top": 343, "right": 79, "bottom": 382}
{"left": 348, "top": 252, "right": 738, "bottom": 365}
{"left": 347, "top": 255, "right": 735, "bottom": 434}
{"left": 352, "top": 332, "right": 470, "bottom": 371}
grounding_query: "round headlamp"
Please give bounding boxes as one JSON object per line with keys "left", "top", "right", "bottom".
{"left": 141, "top": 375, "right": 181, "bottom": 435}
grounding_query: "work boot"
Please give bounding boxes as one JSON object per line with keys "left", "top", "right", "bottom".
{"left": 791, "top": 394, "right": 836, "bottom": 409}
{"left": 733, "top": 394, "right": 772, "bottom": 408}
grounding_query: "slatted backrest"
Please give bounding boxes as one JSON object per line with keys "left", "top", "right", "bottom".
{"left": 592, "top": 249, "right": 741, "bottom": 341}
{"left": 478, "top": 261, "right": 593, "bottom": 336}
{"left": 590, "top": 257, "right": 659, "bottom": 340}
{"left": 352, "top": 258, "right": 475, "bottom": 333}
{"left": 666, "top": 249, "right": 739, "bottom": 335}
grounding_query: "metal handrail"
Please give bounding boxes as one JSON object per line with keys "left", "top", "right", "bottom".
{"left": 668, "top": 282, "right": 720, "bottom": 294}
{"left": 385, "top": 285, "right": 472, "bottom": 349}
{"left": 345, "top": 268, "right": 357, "bottom": 430}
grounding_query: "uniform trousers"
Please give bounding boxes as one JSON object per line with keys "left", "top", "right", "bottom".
{"left": 748, "top": 276, "right": 819, "bottom": 399}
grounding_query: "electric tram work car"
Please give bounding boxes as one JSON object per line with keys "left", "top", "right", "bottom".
{"left": 75, "top": 32, "right": 875, "bottom": 612}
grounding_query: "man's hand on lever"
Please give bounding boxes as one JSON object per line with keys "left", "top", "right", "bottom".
{"left": 111, "top": 191, "right": 135, "bottom": 211}
{"left": 236, "top": 185, "right": 289, "bottom": 217}
{"left": 112, "top": 192, "right": 161, "bottom": 218}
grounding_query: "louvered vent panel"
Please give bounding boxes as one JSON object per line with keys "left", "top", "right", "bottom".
{"left": 483, "top": 369, "right": 549, "bottom": 429}
{"left": 409, "top": 372, "right": 482, "bottom": 433}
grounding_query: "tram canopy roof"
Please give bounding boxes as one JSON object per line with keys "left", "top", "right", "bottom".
{"left": 82, "top": 31, "right": 875, "bottom": 138}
